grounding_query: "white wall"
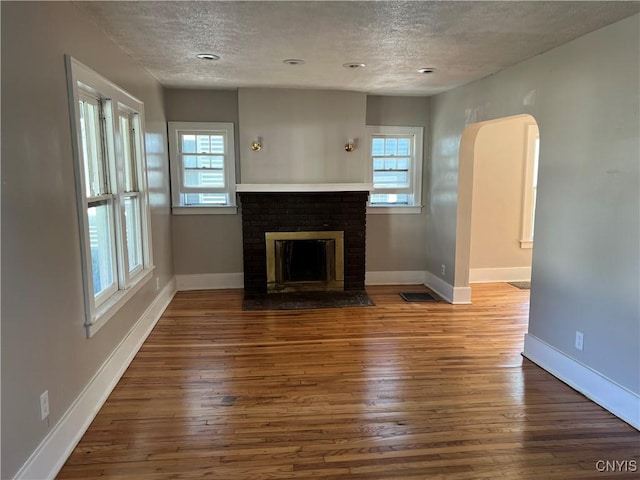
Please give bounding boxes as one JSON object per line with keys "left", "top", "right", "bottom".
{"left": 429, "top": 14, "right": 639, "bottom": 395}
{"left": 1, "top": 2, "right": 174, "bottom": 478}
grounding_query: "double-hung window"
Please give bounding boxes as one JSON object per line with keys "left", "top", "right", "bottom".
{"left": 168, "top": 122, "right": 237, "bottom": 214}
{"left": 367, "top": 126, "right": 423, "bottom": 213}
{"left": 67, "top": 56, "right": 154, "bottom": 337}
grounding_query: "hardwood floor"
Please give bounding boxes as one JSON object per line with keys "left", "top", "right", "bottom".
{"left": 57, "top": 284, "right": 639, "bottom": 479}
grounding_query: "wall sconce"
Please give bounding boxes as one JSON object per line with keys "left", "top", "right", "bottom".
{"left": 251, "top": 138, "right": 262, "bottom": 151}
{"left": 344, "top": 139, "right": 357, "bottom": 152}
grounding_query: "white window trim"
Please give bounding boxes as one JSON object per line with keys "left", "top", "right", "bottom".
{"left": 367, "top": 205, "right": 423, "bottom": 215}
{"left": 365, "top": 125, "right": 424, "bottom": 214}
{"left": 172, "top": 206, "right": 238, "bottom": 215}
{"left": 520, "top": 124, "right": 539, "bottom": 249}
{"left": 168, "top": 121, "right": 237, "bottom": 214}
{"left": 66, "top": 55, "right": 155, "bottom": 337}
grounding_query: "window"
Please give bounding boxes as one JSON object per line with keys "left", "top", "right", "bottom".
{"left": 367, "top": 126, "right": 423, "bottom": 213}
{"left": 168, "top": 122, "right": 237, "bottom": 214}
{"left": 520, "top": 124, "right": 540, "bottom": 248}
{"left": 66, "top": 56, "right": 154, "bottom": 337}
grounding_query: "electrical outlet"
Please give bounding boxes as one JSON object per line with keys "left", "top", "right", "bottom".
{"left": 575, "top": 331, "right": 584, "bottom": 351}
{"left": 440, "top": 264, "right": 446, "bottom": 276}
{"left": 40, "top": 390, "right": 50, "bottom": 420}
{"left": 156, "top": 277, "right": 160, "bottom": 291}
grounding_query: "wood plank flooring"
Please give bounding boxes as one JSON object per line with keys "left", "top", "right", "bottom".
{"left": 57, "top": 284, "right": 639, "bottom": 479}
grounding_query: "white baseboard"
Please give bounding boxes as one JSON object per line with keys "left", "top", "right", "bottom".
{"left": 523, "top": 333, "right": 639, "bottom": 430}
{"left": 178, "top": 271, "right": 429, "bottom": 290}
{"left": 469, "top": 266, "right": 531, "bottom": 283}
{"left": 424, "top": 270, "right": 471, "bottom": 304}
{"left": 14, "top": 279, "right": 177, "bottom": 480}
{"left": 176, "top": 273, "right": 244, "bottom": 291}
{"left": 365, "top": 271, "right": 426, "bottom": 285}
{"left": 175, "top": 271, "right": 472, "bottom": 304}
{"left": 452, "top": 285, "right": 472, "bottom": 304}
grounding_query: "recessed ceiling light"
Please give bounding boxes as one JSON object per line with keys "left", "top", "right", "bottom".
{"left": 196, "top": 53, "right": 220, "bottom": 61}
{"left": 343, "top": 62, "right": 366, "bottom": 69}
{"left": 418, "top": 67, "right": 436, "bottom": 74}
{"left": 283, "top": 59, "right": 305, "bottom": 65}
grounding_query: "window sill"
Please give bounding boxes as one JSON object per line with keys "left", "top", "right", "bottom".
{"left": 86, "top": 266, "right": 155, "bottom": 338}
{"left": 172, "top": 206, "right": 238, "bottom": 215}
{"left": 367, "top": 205, "right": 423, "bottom": 215}
{"left": 520, "top": 240, "right": 534, "bottom": 249}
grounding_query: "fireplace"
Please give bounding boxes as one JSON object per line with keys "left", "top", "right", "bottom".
{"left": 239, "top": 190, "right": 368, "bottom": 295}
{"left": 266, "top": 231, "right": 344, "bottom": 293}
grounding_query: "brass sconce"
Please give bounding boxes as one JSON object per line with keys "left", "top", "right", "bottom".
{"left": 251, "top": 138, "right": 262, "bottom": 151}
{"left": 344, "top": 139, "right": 357, "bottom": 152}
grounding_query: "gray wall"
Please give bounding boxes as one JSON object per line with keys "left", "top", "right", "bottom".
{"left": 1, "top": 2, "right": 173, "bottom": 478}
{"left": 366, "top": 96, "right": 430, "bottom": 272}
{"left": 429, "top": 15, "right": 639, "bottom": 392}
{"left": 238, "top": 88, "right": 367, "bottom": 184}
{"left": 167, "top": 91, "right": 431, "bottom": 275}
{"left": 165, "top": 89, "right": 244, "bottom": 274}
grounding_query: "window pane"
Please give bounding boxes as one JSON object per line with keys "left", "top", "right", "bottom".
{"left": 120, "top": 115, "right": 136, "bottom": 192}
{"left": 198, "top": 155, "right": 224, "bottom": 169}
{"left": 79, "top": 100, "right": 105, "bottom": 197}
{"left": 384, "top": 138, "right": 398, "bottom": 155}
{"left": 370, "top": 193, "right": 410, "bottom": 205}
{"left": 88, "top": 203, "right": 116, "bottom": 297}
{"left": 373, "top": 171, "right": 409, "bottom": 188}
{"left": 184, "top": 169, "right": 225, "bottom": 188}
{"left": 182, "top": 134, "right": 196, "bottom": 153}
{"left": 191, "top": 134, "right": 225, "bottom": 154}
{"left": 383, "top": 158, "right": 398, "bottom": 170}
{"left": 397, "top": 158, "right": 409, "bottom": 170}
{"left": 209, "top": 135, "right": 225, "bottom": 154}
{"left": 183, "top": 155, "right": 197, "bottom": 169}
{"left": 372, "top": 138, "right": 385, "bottom": 156}
{"left": 182, "top": 155, "right": 225, "bottom": 169}
{"left": 124, "top": 196, "right": 143, "bottom": 273}
{"left": 184, "top": 193, "right": 228, "bottom": 205}
{"left": 397, "top": 138, "right": 411, "bottom": 155}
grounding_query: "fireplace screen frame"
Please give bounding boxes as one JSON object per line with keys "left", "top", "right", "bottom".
{"left": 265, "top": 231, "right": 344, "bottom": 293}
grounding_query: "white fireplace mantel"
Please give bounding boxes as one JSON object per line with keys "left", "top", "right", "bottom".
{"left": 236, "top": 183, "right": 373, "bottom": 193}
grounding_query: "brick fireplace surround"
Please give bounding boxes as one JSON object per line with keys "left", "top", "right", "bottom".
{"left": 239, "top": 191, "right": 368, "bottom": 295}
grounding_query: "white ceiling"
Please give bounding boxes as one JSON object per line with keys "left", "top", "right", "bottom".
{"left": 74, "top": 1, "right": 640, "bottom": 96}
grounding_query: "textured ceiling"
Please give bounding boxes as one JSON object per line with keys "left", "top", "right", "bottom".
{"left": 74, "top": 1, "right": 640, "bottom": 95}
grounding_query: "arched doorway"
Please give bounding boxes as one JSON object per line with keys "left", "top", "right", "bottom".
{"left": 455, "top": 114, "right": 540, "bottom": 298}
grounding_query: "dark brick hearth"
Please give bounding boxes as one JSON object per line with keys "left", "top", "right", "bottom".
{"left": 239, "top": 192, "right": 368, "bottom": 294}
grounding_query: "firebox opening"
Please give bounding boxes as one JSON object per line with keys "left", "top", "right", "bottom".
{"left": 266, "top": 231, "right": 344, "bottom": 293}
{"left": 281, "top": 240, "right": 329, "bottom": 282}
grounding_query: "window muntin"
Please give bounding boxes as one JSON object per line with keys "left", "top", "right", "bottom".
{"left": 367, "top": 126, "right": 423, "bottom": 210}
{"left": 67, "top": 56, "right": 154, "bottom": 337}
{"left": 168, "top": 122, "right": 237, "bottom": 212}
